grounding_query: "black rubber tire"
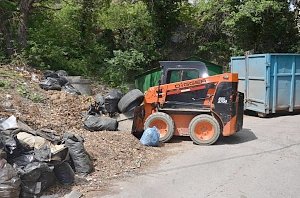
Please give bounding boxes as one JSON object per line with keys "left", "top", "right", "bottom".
{"left": 144, "top": 112, "right": 175, "bottom": 142}
{"left": 118, "top": 89, "right": 144, "bottom": 113}
{"left": 189, "top": 114, "right": 220, "bottom": 145}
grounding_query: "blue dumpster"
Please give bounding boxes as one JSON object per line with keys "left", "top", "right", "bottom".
{"left": 231, "top": 53, "right": 300, "bottom": 116}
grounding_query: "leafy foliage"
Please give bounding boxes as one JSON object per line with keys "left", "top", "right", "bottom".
{"left": 98, "top": 2, "right": 157, "bottom": 59}
{"left": 225, "top": 0, "right": 298, "bottom": 53}
{"left": 0, "top": 0, "right": 299, "bottom": 87}
{"left": 104, "top": 49, "right": 146, "bottom": 88}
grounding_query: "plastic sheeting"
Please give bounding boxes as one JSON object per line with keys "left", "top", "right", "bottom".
{"left": 140, "top": 127, "right": 160, "bottom": 147}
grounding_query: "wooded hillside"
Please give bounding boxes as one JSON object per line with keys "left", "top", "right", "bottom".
{"left": 1, "top": 0, "right": 299, "bottom": 88}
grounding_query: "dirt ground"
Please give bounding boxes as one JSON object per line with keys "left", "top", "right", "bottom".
{"left": 0, "top": 65, "right": 171, "bottom": 197}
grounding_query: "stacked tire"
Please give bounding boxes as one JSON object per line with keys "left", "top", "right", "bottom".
{"left": 117, "top": 89, "right": 144, "bottom": 113}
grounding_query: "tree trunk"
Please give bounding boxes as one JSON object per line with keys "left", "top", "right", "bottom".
{"left": 0, "top": 12, "right": 14, "bottom": 57}
{"left": 18, "top": 0, "right": 34, "bottom": 50}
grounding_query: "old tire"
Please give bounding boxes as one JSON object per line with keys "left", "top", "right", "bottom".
{"left": 189, "top": 114, "right": 220, "bottom": 145}
{"left": 118, "top": 89, "right": 144, "bottom": 113}
{"left": 144, "top": 112, "right": 175, "bottom": 142}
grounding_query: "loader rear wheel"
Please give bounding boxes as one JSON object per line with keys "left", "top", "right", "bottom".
{"left": 144, "top": 112, "right": 175, "bottom": 142}
{"left": 189, "top": 114, "right": 220, "bottom": 145}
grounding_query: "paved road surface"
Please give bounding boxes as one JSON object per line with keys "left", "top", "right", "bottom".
{"left": 102, "top": 114, "right": 300, "bottom": 198}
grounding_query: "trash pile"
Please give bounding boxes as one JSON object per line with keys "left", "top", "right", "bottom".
{"left": 0, "top": 115, "right": 93, "bottom": 197}
{"left": 0, "top": 65, "right": 166, "bottom": 196}
{"left": 84, "top": 89, "right": 144, "bottom": 132}
{"left": 39, "top": 70, "right": 81, "bottom": 95}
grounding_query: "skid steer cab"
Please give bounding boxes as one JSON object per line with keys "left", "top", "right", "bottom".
{"left": 132, "top": 61, "right": 244, "bottom": 145}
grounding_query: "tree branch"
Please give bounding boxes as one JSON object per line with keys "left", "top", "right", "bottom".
{"left": 33, "top": 4, "right": 62, "bottom": 10}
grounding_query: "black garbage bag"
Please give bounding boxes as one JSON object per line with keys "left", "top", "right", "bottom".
{"left": 95, "top": 94, "right": 105, "bottom": 106}
{"left": 0, "top": 148, "right": 6, "bottom": 159}
{"left": 55, "top": 70, "right": 68, "bottom": 77}
{"left": 88, "top": 94, "right": 107, "bottom": 115}
{"left": 34, "top": 145, "right": 52, "bottom": 162}
{"left": 63, "top": 133, "right": 93, "bottom": 174}
{"left": 104, "top": 89, "right": 123, "bottom": 115}
{"left": 87, "top": 102, "right": 103, "bottom": 116}
{"left": 35, "top": 128, "right": 62, "bottom": 144}
{"left": 43, "top": 70, "right": 68, "bottom": 86}
{"left": 39, "top": 77, "right": 61, "bottom": 91}
{"left": 84, "top": 115, "right": 118, "bottom": 131}
{"left": 18, "top": 162, "right": 56, "bottom": 197}
{"left": 11, "top": 153, "right": 36, "bottom": 168}
{"left": 62, "top": 83, "right": 81, "bottom": 95}
{"left": 43, "top": 70, "right": 58, "bottom": 79}
{"left": 54, "top": 162, "right": 75, "bottom": 185}
{"left": 0, "top": 129, "right": 29, "bottom": 163}
{"left": 56, "top": 76, "right": 69, "bottom": 86}
{"left": 1, "top": 136, "right": 17, "bottom": 155}
{"left": 0, "top": 159, "right": 21, "bottom": 198}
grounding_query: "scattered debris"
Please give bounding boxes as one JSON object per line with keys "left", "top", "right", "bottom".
{"left": 87, "top": 94, "right": 106, "bottom": 116}
{"left": 0, "top": 115, "right": 18, "bottom": 130}
{"left": 39, "top": 78, "right": 62, "bottom": 91}
{"left": 39, "top": 70, "right": 81, "bottom": 95}
{"left": 64, "top": 190, "right": 82, "bottom": 198}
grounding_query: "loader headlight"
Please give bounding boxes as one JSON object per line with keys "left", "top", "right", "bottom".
{"left": 202, "top": 73, "right": 208, "bottom": 78}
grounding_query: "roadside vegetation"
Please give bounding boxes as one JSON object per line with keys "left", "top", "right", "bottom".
{"left": 1, "top": 0, "right": 299, "bottom": 88}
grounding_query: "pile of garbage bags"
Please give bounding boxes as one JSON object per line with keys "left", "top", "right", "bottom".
{"left": 0, "top": 115, "right": 93, "bottom": 197}
{"left": 84, "top": 89, "right": 144, "bottom": 132}
{"left": 39, "top": 70, "right": 81, "bottom": 95}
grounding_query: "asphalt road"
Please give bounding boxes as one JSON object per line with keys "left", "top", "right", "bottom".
{"left": 103, "top": 114, "right": 300, "bottom": 198}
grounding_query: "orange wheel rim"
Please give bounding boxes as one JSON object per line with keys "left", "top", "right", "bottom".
{"left": 150, "top": 119, "right": 168, "bottom": 138}
{"left": 194, "top": 121, "right": 214, "bottom": 140}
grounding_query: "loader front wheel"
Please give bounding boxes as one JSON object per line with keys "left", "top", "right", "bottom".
{"left": 144, "top": 112, "right": 175, "bottom": 142}
{"left": 189, "top": 114, "right": 220, "bottom": 145}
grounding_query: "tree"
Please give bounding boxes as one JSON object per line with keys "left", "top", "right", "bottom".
{"left": 143, "top": 0, "right": 182, "bottom": 48}
{"left": 183, "top": 0, "right": 299, "bottom": 65}
{"left": 225, "top": 0, "right": 299, "bottom": 53}
{"left": 0, "top": 0, "right": 17, "bottom": 57}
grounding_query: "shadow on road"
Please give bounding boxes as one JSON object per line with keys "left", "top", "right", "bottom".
{"left": 168, "top": 136, "right": 192, "bottom": 143}
{"left": 245, "top": 110, "right": 300, "bottom": 118}
{"left": 216, "top": 128, "right": 257, "bottom": 145}
{"left": 165, "top": 128, "right": 257, "bottom": 146}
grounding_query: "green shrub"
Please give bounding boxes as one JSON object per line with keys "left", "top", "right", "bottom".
{"left": 104, "top": 49, "right": 146, "bottom": 88}
{"left": 16, "top": 84, "right": 44, "bottom": 103}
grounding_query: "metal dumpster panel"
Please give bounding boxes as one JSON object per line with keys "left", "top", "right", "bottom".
{"left": 296, "top": 76, "right": 300, "bottom": 108}
{"left": 247, "top": 55, "right": 267, "bottom": 112}
{"left": 231, "top": 53, "right": 300, "bottom": 115}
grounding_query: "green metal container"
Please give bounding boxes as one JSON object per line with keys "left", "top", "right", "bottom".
{"left": 135, "top": 58, "right": 223, "bottom": 92}
{"left": 135, "top": 68, "right": 162, "bottom": 93}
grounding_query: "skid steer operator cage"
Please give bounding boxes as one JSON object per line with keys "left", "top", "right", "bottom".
{"left": 159, "top": 61, "right": 209, "bottom": 84}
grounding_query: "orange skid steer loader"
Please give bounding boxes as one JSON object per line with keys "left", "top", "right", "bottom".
{"left": 132, "top": 61, "right": 244, "bottom": 145}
